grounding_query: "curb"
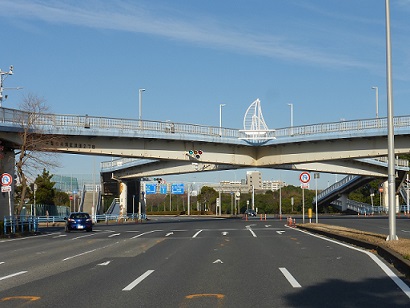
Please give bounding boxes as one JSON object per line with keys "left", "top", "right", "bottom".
{"left": 297, "top": 225, "right": 410, "bottom": 279}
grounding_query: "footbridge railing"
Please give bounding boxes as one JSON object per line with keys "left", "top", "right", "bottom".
{"left": 2, "top": 107, "right": 410, "bottom": 143}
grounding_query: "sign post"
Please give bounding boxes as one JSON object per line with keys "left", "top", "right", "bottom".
{"left": 299, "top": 172, "right": 311, "bottom": 224}
{"left": 1, "top": 173, "right": 13, "bottom": 217}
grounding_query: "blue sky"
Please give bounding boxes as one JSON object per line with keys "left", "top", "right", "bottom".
{"left": 1, "top": 0, "right": 410, "bottom": 189}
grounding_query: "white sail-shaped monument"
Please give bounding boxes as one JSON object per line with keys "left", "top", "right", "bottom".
{"left": 239, "top": 98, "right": 275, "bottom": 143}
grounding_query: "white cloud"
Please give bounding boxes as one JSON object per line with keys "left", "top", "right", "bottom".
{"left": 1, "top": 0, "right": 374, "bottom": 70}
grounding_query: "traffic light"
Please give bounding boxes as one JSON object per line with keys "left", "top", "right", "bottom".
{"left": 187, "top": 149, "right": 203, "bottom": 159}
{"left": 154, "top": 178, "right": 163, "bottom": 184}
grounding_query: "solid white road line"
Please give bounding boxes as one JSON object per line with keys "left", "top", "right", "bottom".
{"left": 279, "top": 267, "right": 302, "bottom": 288}
{"left": 0, "top": 271, "right": 28, "bottom": 281}
{"left": 192, "top": 230, "right": 202, "bottom": 238}
{"left": 122, "top": 270, "right": 155, "bottom": 291}
{"left": 62, "top": 249, "right": 97, "bottom": 261}
{"left": 131, "top": 230, "right": 162, "bottom": 239}
{"left": 246, "top": 226, "right": 257, "bottom": 237}
{"left": 295, "top": 227, "right": 410, "bottom": 299}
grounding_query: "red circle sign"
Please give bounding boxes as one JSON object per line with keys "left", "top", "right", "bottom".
{"left": 299, "top": 172, "right": 311, "bottom": 183}
{"left": 1, "top": 173, "right": 12, "bottom": 186}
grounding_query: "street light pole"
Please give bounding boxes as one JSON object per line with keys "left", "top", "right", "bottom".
{"left": 288, "top": 103, "right": 293, "bottom": 135}
{"left": 219, "top": 103, "right": 226, "bottom": 136}
{"left": 0, "top": 65, "right": 15, "bottom": 107}
{"left": 385, "top": 0, "right": 397, "bottom": 241}
{"left": 372, "top": 86, "right": 379, "bottom": 118}
{"left": 138, "top": 88, "right": 145, "bottom": 120}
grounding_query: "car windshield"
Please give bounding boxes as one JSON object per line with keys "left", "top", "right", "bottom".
{"left": 71, "top": 213, "right": 89, "bottom": 219}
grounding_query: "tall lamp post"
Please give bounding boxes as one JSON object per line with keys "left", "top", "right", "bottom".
{"left": 219, "top": 103, "right": 226, "bottom": 136}
{"left": 288, "top": 103, "right": 293, "bottom": 135}
{"left": 372, "top": 86, "right": 379, "bottom": 118}
{"left": 138, "top": 88, "right": 145, "bottom": 120}
{"left": 385, "top": 0, "right": 397, "bottom": 241}
{"left": 1, "top": 65, "right": 22, "bottom": 107}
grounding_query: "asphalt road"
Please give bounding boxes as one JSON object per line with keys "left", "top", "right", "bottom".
{"left": 312, "top": 214, "right": 410, "bottom": 239}
{"left": 1, "top": 216, "right": 410, "bottom": 307}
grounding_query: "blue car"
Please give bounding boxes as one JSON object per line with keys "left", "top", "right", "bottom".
{"left": 65, "top": 212, "right": 93, "bottom": 232}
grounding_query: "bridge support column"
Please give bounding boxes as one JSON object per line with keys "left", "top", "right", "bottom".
{"left": 124, "top": 179, "right": 141, "bottom": 216}
{"left": 118, "top": 179, "right": 144, "bottom": 217}
{"left": 340, "top": 194, "right": 348, "bottom": 212}
{"left": 119, "top": 182, "right": 128, "bottom": 218}
{"left": 0, "top": 148, "right": 15, "bottom": 219}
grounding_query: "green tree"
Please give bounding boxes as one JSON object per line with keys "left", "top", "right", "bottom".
{"left": 198, "top": 186, "right": 218, "bottom": 212}
{"left": 54, "top": 191, "right": 70, "bottom": 206}
{"left": 35, "top": 169, "right": 56, "bottom": 205}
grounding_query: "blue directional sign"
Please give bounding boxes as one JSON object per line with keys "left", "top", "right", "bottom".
{"left": 160, "top": 185, "right": 167, "bottom": 194}
{"left": 145, "top": 183, "right": 157, "bottom": 194}
{"left": 171, "top": 183, "right": 185, "bottom": 194}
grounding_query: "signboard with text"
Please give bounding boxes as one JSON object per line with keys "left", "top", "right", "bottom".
{"left": 145, "top": 183, "right": 157, "bottom": 194}
{"left": 160, "top": 185, "right": 167, "bottom": 194}
{"left": 171, "top": 183, "right": 185, "bottom": 194}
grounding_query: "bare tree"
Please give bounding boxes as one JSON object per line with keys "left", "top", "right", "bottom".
{"left": 14, "top": 94, "right": 62, "bottom": 214}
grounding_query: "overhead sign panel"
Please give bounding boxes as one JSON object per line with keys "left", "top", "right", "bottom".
{"left": 145, "top": 183, "right": 157, "bottom": 194}
{"left": 171, "top": 183, "right": 185, "bottom": 194}
{"left": 160, "top": 185, "right": 167, "bottom": 194}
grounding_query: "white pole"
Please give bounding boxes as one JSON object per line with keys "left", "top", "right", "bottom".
{"left": 385, "top": 0, "right": 397, "bottom": 241}
{"left": 372, "top": 86, "right": 379, "bottom": 118}
{"left": 219, "top": 104, "right": 226, "bottom": 136}
{"left": 279, "top": 183, "right": 282, "bottom": 219}
{"left": 187, "top": 184, "right": 191, "bottom": 216}
{"left": 314, "top": 173, "right": 320, "bottom": 223}
{"left": 288, "top": 103, "right": 293, "bottom": 135}
{"left": 407, "top": 174, "right": 409, "bottom": 214}
{"left": 139, "top": 88, "right": 145, "bottom": 120}
{"left": 252, "top": 185, "right": 255, "bottom": 210}
{"left": 302, "top": 187, "right": 305, "bottom": 224}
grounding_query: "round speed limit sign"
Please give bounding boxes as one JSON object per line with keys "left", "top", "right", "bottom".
{"left": 299, "top": 172, "right": 311, "bottom": 184}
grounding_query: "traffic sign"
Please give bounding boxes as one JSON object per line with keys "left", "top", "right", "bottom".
{"left": 145, "top": 183, "right": 157, "bottom": 194}
{"left": 171, "top": 183, "right": 185, "bottom": 194}
{"left": 1, "top": 186, "right": 11, "bottom": 192}
{"left": 299, "top": 172, "right": 311, "bottom": 184}
{"left": 160, "top": 185, "right": 167, "bottom": 194}
{"left": 1, "top": 173, "right": 12, "bottom": 186}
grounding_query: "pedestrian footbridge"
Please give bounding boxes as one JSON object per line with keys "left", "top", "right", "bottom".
{"left": 1, "top": 106, "right": 410, "bottom": 217}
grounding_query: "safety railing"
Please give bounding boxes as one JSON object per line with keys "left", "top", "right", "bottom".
{"left": 1, "top": 107, "right": 410, "bottom": 143}
{"left": 3, "top": 216, "right": 39, "bottom": 234}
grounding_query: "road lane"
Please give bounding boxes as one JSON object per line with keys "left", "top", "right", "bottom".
{"left": 0, "top": 218, "right": 409, "bottom": 307}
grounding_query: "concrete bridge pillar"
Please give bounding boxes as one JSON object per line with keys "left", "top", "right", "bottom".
{"left": 117, "top": 179, "right": 142, "bottom": 217}
{"left": 119, "top": 182, "right": 127, "bottom": 217}
{"left": 340, "top": 194, "right": 348, "bottom": 211}
{"left": 0, "top": 148, "right": 15, "bottom": 219}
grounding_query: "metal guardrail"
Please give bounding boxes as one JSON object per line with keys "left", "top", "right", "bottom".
{"left": 3, "top": 216, "right": 39, "bottom": 234}
{"left": 1, "top": 107, "right": 410, "bottom": 142}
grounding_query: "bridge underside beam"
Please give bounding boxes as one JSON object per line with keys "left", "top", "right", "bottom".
{"left": 256, "top": 135, "right": 410, "bottom": 166}
{"left": 273, "top": 160, "right": 391, "bottom": 177}
{"left": 111, "top": 160, "right": 236, "bottom": 179}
